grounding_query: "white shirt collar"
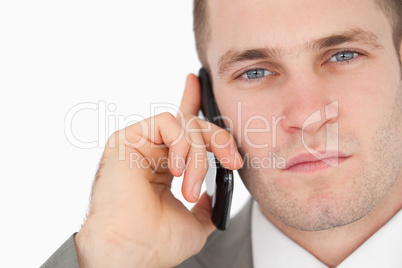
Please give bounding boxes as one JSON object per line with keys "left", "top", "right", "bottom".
{"left": 251, "top": 201, "right": 402, "bottom": 268}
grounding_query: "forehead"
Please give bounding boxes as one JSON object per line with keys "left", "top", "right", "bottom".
{"left": 207, "top": 0, "right": 391, "bottom": 70}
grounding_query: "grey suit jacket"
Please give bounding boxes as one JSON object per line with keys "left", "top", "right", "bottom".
{"left": 40, "top": 200, "right": 253, "bottom": 268}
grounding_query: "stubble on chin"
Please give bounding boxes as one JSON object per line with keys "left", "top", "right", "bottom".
{"left": 238, "top": 84, "right": 402, "bottom": 231}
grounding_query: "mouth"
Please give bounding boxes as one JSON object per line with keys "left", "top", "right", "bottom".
{"left": 283, "top": 151, "right": 351, "bottom": 173}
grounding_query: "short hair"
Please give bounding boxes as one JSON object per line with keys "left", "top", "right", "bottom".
{"left": 375, "top": 0, "right": 402, "bottom": 56}
{"left": 193, "top": 0, "right": 402, "bottom": 69}
{"left": 193, "top": 0, "right": 210, "bottom": 70}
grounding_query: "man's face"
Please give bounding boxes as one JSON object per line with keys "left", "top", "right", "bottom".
{"left": 206, "top": 0, "right": 402, "bottom": 230}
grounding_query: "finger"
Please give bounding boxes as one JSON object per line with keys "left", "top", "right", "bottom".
{"left": 180, "top": 117, "right": 243, "bottom": 202}
{"left": 102, "top": 112, "right": 186, "bottom": 186}
{"left": 176, "top": 74, "right": 201, "bottom": 121}
{"left": 168, "top": 128, "right": 191, "bottom": 177}
{"left": 195, "top": 118, "right": 243, "bottom": 170}
{"left": 121, "top": 113, "right": 183, "bottom": 154}
{"left": 191, "top": 192, "right": 216, "bottom": 237}
{"left": 180, "top": 118, "right": 208, "bottom": 202}
{"left": 134, "top": 113, "right": 190, "bottom": 178}
{"left": 120, "top": 113, "right": 207, "bottom": 185}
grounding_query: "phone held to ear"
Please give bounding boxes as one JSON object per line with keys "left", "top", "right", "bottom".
{"left": 198, "top": 68, "right": 234, "bottom": 231}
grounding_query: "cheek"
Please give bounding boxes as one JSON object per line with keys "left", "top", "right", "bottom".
{"left": 336, "top": 65, "right": 399, "bottom": 148}
{"left": 219, "top": 101, "right": 275, "bottom": 155}
{"left": 219, "top": 100, "right": 289, "bottom": 177}
{"left": 215, "top": 89, "right": 282, "bottom": 151}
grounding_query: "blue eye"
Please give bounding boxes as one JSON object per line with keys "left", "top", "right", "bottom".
{"left": 328, "top": 51, "right": 358, "bottom": 62}
{"left": 241, "top": 69, "right": 274, "bottom": 79}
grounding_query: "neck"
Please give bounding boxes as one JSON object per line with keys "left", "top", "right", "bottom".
{"left": 262, "top": 172, "right": 402, "bottom": 267}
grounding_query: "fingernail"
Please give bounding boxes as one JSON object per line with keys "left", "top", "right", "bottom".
{"left": 235, "top": 152, "right": 243, "bottom": 166}
{"left": 230, "top": 145, "right": 236, "bottom": 156}
{"left": 192, "top": 181, "right": 202, "bottom": 200}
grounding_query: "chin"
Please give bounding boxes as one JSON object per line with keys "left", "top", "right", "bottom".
{"left": 239, "top": 164, "right": 390, "bottom": 232}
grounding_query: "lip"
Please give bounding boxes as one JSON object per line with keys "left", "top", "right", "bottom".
{"left": 283, "top": 151, "right": 351, "bottom": 173}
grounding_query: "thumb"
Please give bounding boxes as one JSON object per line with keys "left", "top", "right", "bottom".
{"left": 176, "top": 73, "right": 201, "bottom": 120}
{"left": 191, "top": 191, "right": 216, "bottom": 237}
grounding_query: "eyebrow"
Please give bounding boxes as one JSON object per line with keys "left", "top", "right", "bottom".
{"left": 217, "top": 27, "right": 384, "bottom": 75}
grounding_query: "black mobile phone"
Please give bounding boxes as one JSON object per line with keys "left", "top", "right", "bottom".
{"left": 198, "top": 68, "right": 233, "bottom": 231}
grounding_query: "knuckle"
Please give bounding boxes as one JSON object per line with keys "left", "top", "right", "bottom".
{"left": 159, "top": 112, "right": 176, "bottom": 122}
{"left": 183, "top": 114, "right": 200, "bottom": 128}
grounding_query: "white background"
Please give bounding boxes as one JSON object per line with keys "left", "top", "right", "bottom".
{"left": 0, "top": 1, "right": 250, "bottom": 267}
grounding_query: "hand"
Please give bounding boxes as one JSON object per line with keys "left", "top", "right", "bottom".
{"left": 74, "top": 74, "right": 243, "bottom": 268}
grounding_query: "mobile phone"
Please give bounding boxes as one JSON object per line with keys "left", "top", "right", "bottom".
{"left": 198, "top": 68, "right": 233, "bottom": 231}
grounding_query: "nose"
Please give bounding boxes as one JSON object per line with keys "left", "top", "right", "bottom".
{"left": 279, "top": 71, "right": 338, "bottom": 135}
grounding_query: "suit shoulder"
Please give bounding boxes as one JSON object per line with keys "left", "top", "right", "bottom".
{"left": 176, "top": 199, "right": 253, "bottom": 268}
